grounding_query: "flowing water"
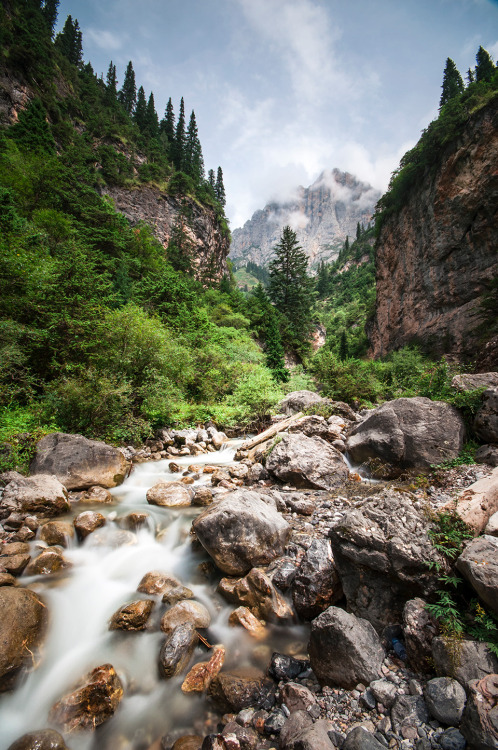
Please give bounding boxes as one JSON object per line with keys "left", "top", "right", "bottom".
{"left": 0, "top": 442, "right": 309, "bottom": 750}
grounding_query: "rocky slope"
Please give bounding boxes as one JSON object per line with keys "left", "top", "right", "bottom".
{"left": 370, "top": 95, "right": 498, "bottom": 366}
{"left": 230, "top": 169, "right": 380, "bottom": 268}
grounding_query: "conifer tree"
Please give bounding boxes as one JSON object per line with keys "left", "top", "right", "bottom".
{"left": 339, "top": 330, "right": 348, "bottom": 360}
{"left": 172, "top": 97, "right": 186, "bottom": 171}
{"left": 475, "top": 45, "right": 495, "bottom": 83}
{"left": 439, "top": 58, "right": 464, "bottom": 107}
{"left": 146, "top": 92, "right": 159, "bottom": 138}
{"left": 41, "top": 0, "right": 59, "bottom": 36}
{"left": 160, "top": 97, "right": 175, "bottom": 147}
{"left": 356, "top": 222, "right": 361, "bottom": 240}
{"left": 185, "top": 110, "right": 204, "bottom": 184}
{"left": 264, "top": 307, "right": 289, "bottom": 382}
{"left": 467, "top": 68, "right": 475, "bottom": 85}
{"left": 119, "top": 61, "right": 136, "bottom": 115}
{"left": 55, "top": 15, "right": 82, "bottom": 66}
{"left": 106, "top": 61, "right": 117, "bottom": 97}
{"left": 11, "top": 98, "right": 55, "bottom": 154}
{"left": 215, "top": 166, "right": 226, "bottom": 207}
{"left": 268, "top": 226, "right": 314, "bottom": 348}
{"left": 133, "top": 86, "right": 148, "bottom": 133}
{"left": 208, "top": 169, "right": 216, "bottom": 189}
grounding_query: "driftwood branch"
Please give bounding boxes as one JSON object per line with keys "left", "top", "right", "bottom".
{"left": 239, "top": 412, "right": 304, "bottom": 452}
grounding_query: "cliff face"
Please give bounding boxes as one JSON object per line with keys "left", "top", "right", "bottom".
{"left": 230, "top": 169, "right": 379, "bottom": 268}
{"left": 370, "top": 97, "right": 498, "bottom": 366}
{"left": 104, "top": 186, "right": 230, "bottom": 283}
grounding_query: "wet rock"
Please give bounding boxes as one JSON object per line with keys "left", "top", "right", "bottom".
{"left": 192, "top": 490, "right": 291, "bottom": 576}
{"left": 279, "top": 682, "right": 317, "bottom": 712}
{"left": 123, "top": 511, "right": 149, "bottom": 530}
{"left": 73, "top": 510, "right": 106, "bottom": 540}
{"left": 266, "top": 432, "right": 348, "bottom": 491}
{"left": 160, "top": 600, "right": 211, "bottom": 632}
{"left": 25, "top": 547, "right": 68, "bottom": 576}
{"left": 162, "top": 585, "right": 194, "bottom": 606}
{"left": 432, "top": 636, "right": 498, "bottom": 685}
{"left": 221, "top": 721, "right": 259, "bottom": 748}
{"left": 158, "top": 623, "right": 199, "bottom": 679}
{"left": 49, "top": 663, "right": 124, "bottom": 732}
{"left": 0, "top": 586, "right": 47, "bottom": 691}
{"left": 193, "top": 487, "right": 214, "bottom": 507}
{"left": 268, "top": 653, "right": 308, "bottom": 682}
{"left": 137, "top": 570, "right": 183, "bottom": 596}
{"left": 346, "top": 397, "right": 465, "bottom": 472}
{"left": 460, "top": 674, "right": 498, "bottom": 749}
{"left": 277, "top": 390, "right": 325, "bottom": 415}
{"left": 109, "top": 599, "right": 155, "bottom": 631}
{"left": 266, "top": 556, "right": 299, "bottom": 591}
{"left": 181, "top": 645, "right": 225, "bottom": 693}
{"left": 1, "top": 475, "right": 69, "bottom": 517}
{"left": 329, "top": 490, "right": 448, "bottom": 632}
{"left": 228, "top": 606, "right": 267, "bottom": 639}
{"left": 207, "top": 427, "right": 228, "bottom": 450}
{"left": 7, "top": 729, "right": 69, "bottom": 750}
{"left": 424, "top": 677, "right": 466, "bottom": 726}
{"left": 210, "top": 470, "right": 232, "bottom": 486}
{"left": 30, "top": 432, "right": 129, "bottom": 489}
{"left": 474, "top": 387, "right": 498, "bottom": 444}
{"left": 88, "top": 528, "right": 136, "bottom": 548}
{"left": 0, "top": 572, "right": 18, "bottom": 586}
{"left": 78, "top": 485, "right": 114, "bottom": 504}
{"left": 171, "top": 737, "right": 203, "bottom": 750}
{"left": 39, "top": 521, "right": 75, "bottom": 547}
{"left": 308, "top": 606, "right": 385, "bottom": 689}
{"left": 201, "top": 735, "right": 239, "bottom": 750}
{"left": 403, "top": 597, "right": 439, "bottom": 674}
{"left": 208, "top": 668, "right": 276, "bottom": 713}
{"left": 343, "top": 726, "right": 387, "bottom": 750}
{"left": 146, "top": 482, "right": 192, "bottom": 507}
{"left": 0, "top": 542, "right": 31, "bottom": 576}
{"left": 391, "top": 694, "right": 429, "bottom": 733}
{"left": 291, "top": 538, "right": 342, "bottom": 620}
{"left": 456, "top": 535, "right": 498, "bottom": 615}
{"left": 218, "top": 568, "right": 293, "bottom": 622}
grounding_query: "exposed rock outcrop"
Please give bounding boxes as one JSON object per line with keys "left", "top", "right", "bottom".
{"left": 370, "top": 97, "right": 498, "bottom": 365}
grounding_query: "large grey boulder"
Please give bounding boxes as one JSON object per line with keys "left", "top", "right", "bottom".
{"left": 30, "top": 432, "right": 129, "bottom": 490}
{"left": 277, "top": 390, "right": 325, "bottom": 415}
{"left": 474, "top": 388, "right": 498, "bottom": 444}
{"left": 266, "top": 432, "right": 348, "bottom": 490}
{"left": 456, "top": 536, "right": 498, "bottom": 616}
{"left": 1, "top": 475, "right": 69, "bottom": 518}
{"left": 291, "top": 538, "right": 342, "bottom": 620}
{"left": 452, "top": 373, "right": 498, "bottom": 392}
{"left": 192, "top": 490, "right": 291, "bottom": 576}
{"left": 347, "top": 397, "right": 465, "bottom": 472}
{"left": 329, "top": 490, "right": 447, "bottom": 632}
{"left": 432, "top": 637, "right": 498, "bottom": 685}
{"left": 308, "top": 606, "right": 385, "bottom": 689}
{"left": 424, "top": 677, "right": 466, "bottom": 726}
{"left": 0, "top": 587, "right": 48, "bottom": 691}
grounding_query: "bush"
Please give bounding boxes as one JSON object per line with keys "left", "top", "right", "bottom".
{"left": 224, "top": 365, "right": 284, "bottom": 426}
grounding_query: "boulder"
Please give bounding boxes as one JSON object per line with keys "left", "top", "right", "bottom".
{"left": 7, "top": 729, "right": 69, "bottom": 750}
{"left": 370, "top": 679, "right": 397, "bottom": 708}
{"left": 49, "top": 663, "right": 123, "bottom": 732}
{"left": 208, "top": 667, "right": 276, "bottom": 713}
{"left": 1, "top": 475, "right": 69, "bottom": 517}
{"left": 291, "top": 538, "right": 342, "bottom": 620}
{"left": 477, "top": 445, "right": 498, "bottom": 467}
{"left": 109, "top": 599, "right": 155, "bottom": 631}
{"left": 78, "top": 485, "right": 114, "bottom": 504}
{"left": 39, "top": 521, "right": 75, "bottom": 547}
{"left": 265, "top": 432, "right": 348, "bottom": 490}
{"left": 424, "top": 677, "right": 466, "bottom": 726}
{"left": 277, "top": 391, "right": 325, "bottom": 415}
{"left": 279, "top": 682, "right": 317, "bottom": 712}
{"left": 0, "top": 587, "right": 48, "bottom": 691}
{"left": 162, "top": 585, "right": 194, "bottom": 606}
{"left": 146, "top": 482, "right": 192, "bottom": 507}
{"left": 30, "top": 432, "right": 129, "bottom": 490}
{"left": 343, "top": 727, "right": 388, "bottom": 750}
{"left": 308, "top": 606, "right": 385, "bottom": 689}
{"left": 391, "top": 694, "right": 429, "bottom": 733}
{"left": 452, "top": 373, "right": 498, "bottom": 391}
{"left": 73, "top": 510, "right": 106, "bottom": 540}
{"left": 279, "top": 711, "right": 335, "bottom": 750}
{"left": 449, "top": 466, "right": 498, "bottom": 534}
{"left": 474, "top": 388, "right": 498, "bottom": 444}
{"left": 218, "top": 568, "right": 293, "bottom": 622}
{"left": 158, "top": 623, "right": 199, "bottom": 679}
{"left": 192, "top": 490, "right": 291, "bottom": 576}
{"left": 181, "top": 645, "right": 225, "bottom": 693}
{"left": 432, "top": 637, "right": 498, "bottom": 685}
{"left": 456, "top": 536, "right": 498, "bottom": 615}
{"left": 137, "top": 570, "right": 183, "bottom": 596}
{"left": 460, "top": 674, "right": 498, "bottom": 749}
{"left": 160, "top": 600, "right": 211, "bottom": 632}
{"left": 0, "top": 542, "right": 31, "bottom": 576}
{"left": 346, "top": 397, "right": 465, "bottom": 472}
{"left": 25, "top": 547, "right": 68, "bottom": 576}
{"left": 403, "top": 598, "right": 439, "bottom": 674}
{"left": 329, "top": 490, "right": 447, "bottom": 631}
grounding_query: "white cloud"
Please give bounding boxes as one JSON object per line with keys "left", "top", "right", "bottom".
{"left": 85, "top": 28, "right": 126, "bottom": 52}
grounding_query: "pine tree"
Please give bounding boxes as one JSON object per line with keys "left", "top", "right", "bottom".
{"left": 339, "top": 330, "right": 348, "bottom": 361}
{"left": 106, "top": 61, "right": 117, "bottom": 97}
{"left": 356, "top": 222, "right": 362, "bottom": 240}
{"left": 467, "top": 68, "right": 475, "bottom": 85}
{"left": 119, "top": 61, "right": 137, "bottom": 114}
{"left": 172, "top": 97, "right": 186, "bottom": 171}
{"left": 208, "top": 169, "right": 215, "bottom": 189}
{"left": 41, "top": 0, "right": 59, "bottom": 36}
{"left": 475, "top": 46, "right": 495, "bottom": 83}
{"left": 316, "top": 260, "right": 329, "bottom": 298}
{"left": 215, "top": 166, "right": 226, "bottom": 207}
{"left": 55, "top": 15, "right": 83, "bottom": 66}
{"left": 145, "top": 92, "right": 159, "bottom": 138}
{"left": 159, "top": 97, "right": 175, "bottom": 148}
{"left": 268, "top": 226, "right": 314, "bottom": 348}
{"left": 11, "top": 98, "right": 55, "bottom": 154}
{"left": 185, "top": 110, "right": 204, "bottom": 184}
{"left": 133, "top": 86, "right": 148, "bottom": 133}
{"left": 264, "top": 308, "right": 289, "bottom": 382}
{"left": 440, "top": 58, "right": 464, "bottom": 107}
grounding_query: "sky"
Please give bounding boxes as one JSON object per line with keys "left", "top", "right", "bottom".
{"left": 56, "top": 0, "right": 498, "bottom": 228}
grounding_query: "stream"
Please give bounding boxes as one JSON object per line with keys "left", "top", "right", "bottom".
{"left": 0, "top": 442, "right": 309, "bottom": 750}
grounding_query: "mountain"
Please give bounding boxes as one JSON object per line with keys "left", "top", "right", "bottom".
{"left": 370, "top": 92, "right": 498, "bottom": 369}
{"left": 229, "top": 168, "right": 380, "bottom": 268}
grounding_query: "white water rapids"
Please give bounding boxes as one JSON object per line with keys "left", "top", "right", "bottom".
{"left": 0, "top": 442, "right": 308, "bottom": 750}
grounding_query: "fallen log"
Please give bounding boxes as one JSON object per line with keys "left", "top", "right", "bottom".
{"left": 238, "top": 412, "right": 304, "bottom": 452}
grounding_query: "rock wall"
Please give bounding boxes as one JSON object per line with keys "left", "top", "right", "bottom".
{"left": 103, "top": 186, "right": 230, "bottom": 283}
{"left": 370, "top": 97, "right": 498, "bottom": 366}
{"left": 230, "top": 169, "right": 379, "bottom": 268}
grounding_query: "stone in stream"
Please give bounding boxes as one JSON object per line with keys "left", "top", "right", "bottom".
{"left": 0, "top": 542, "right": 31, "bottom": 576}
{"left": 7, "top": 729, "right": 69, "bottom": 750}
{"left": 291, "top": 538, "right": 342, "bottom": 620}
{"left": 192, "top": 487, "right": 214, "bottom": 507}
{"left": 208, "top": 667, "right": 276, "bottom": 713}
{"left": 30, "top": 432, "right": 129, "bottom": 489}
{"left": 192, "top": 489, "right": 291, "bottom": 576}
{"left": 265, "top": 432, "right": 349, "bottom": 490}
{"left": 158, "top": 622, "right": 199, "bottom": 679}
{"left": 218, "top": 568, "right": 293, "bottom": 622}
{"left": 25, "top": 547, "right": 69, "bottom": 576}
{"left": 0, "top": 573, "right": 18, "bottom": 586}
{"left": 162, "top": 585, "right": 194, "bottom": 606}
{"left": 228, "top": 606, "right": 267, "bottom": 639}
{"left": 456, "top": 535, "right": 498, "bottom": 616}
{"left": 146, "top": 481, "right": 192, "bottom": 507}
{"left": 0, "top": 586, "right": 48, "bottom": 692}
{"left": 77, "top": 485, "right": 114, "bottom": 504}
{"left": 171, "top": 737, "right": 204, "bottom": 750}
{"left": 181, "top": 645, "right": 226, "bottom": 693}
{"left": 109, "top": 599, "right": 155, "bottom": 631}
{"left": 1, "top": 474, "right": 70, "bottom": 517}
{"left": 49, "top": 663, "right": 124, "bottom": 732}
{"left": 137, "top": 570, "right": 183, "bottom": 596}
{"left": 160, "top": 600, "right": 211, "bottom": 632}
{"left": 39, "top": 520, "right": 75, "bottom": 547}
{"left": 73, "top": 510, "right": 106, "bottom": 540}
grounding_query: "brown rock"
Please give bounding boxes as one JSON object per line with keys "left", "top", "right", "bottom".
{"left": 218, "top": 568, "right": 293, "bottom": 622}
{"left": 146, "top": 481, "right": 192, "bottom": 507}
{"left": 181, "top": 645, "right": 226, "bottom": 693}
{"left": 25, "top": 547, "right": 68, "bottom": 576}
{"left": 171, "top": 737, "right": 203, "bottom": 750}
{"left": 448, "top": 465, "right": 498, "bottom": 534}
{"left": 78, "top": 485, "right": 114, "bottom": 504}
{"left": 192, "top": 487, "right": 214, "bottom": 507}
{"left": 39, "top": 521, "right": 74, "bottom": 547}
{"left": 0, "top": 586, "right": 48, "bottom": 692}
{"left": 0, "top": 572, "right": 18, "bottom": 586}
{"left": 122, "top": 511, "right": 149, "bottom": 530}
{"left": 1, "top": 475, "right": 69, "bottom": 517}
{"left": 7, "top": 729, "right": 69, "bottom": 750}
{"left": 158, "top": 623, "right": 199, "bottom": 679}
{"left": 161, "top": 585, "right": 194, "bottom": 606}
{"left": 208, "top": 668, "right": 276, "bottom": 713}
{"left": 228, "top": 607, "right": 267, "bottom": 639}
{"left": 266, "top": 432, "right": 349, "bottom": 490}
{"left": 0, "top": 542, "right": 31, "bottom": 576}
{"left": 49, "top": 663, "right": 124, "bottom": 732}
{"left": 137, "top": 570, "right": 182, "bottom": 596}
{"left": 109, "top": 599, "right": 155, "bottom": 631}
{"left": 160, "top": 600, "right": 211, "bottom": 632}
{"left": 73, "top": 510, "right": 106, "bottom": 540}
